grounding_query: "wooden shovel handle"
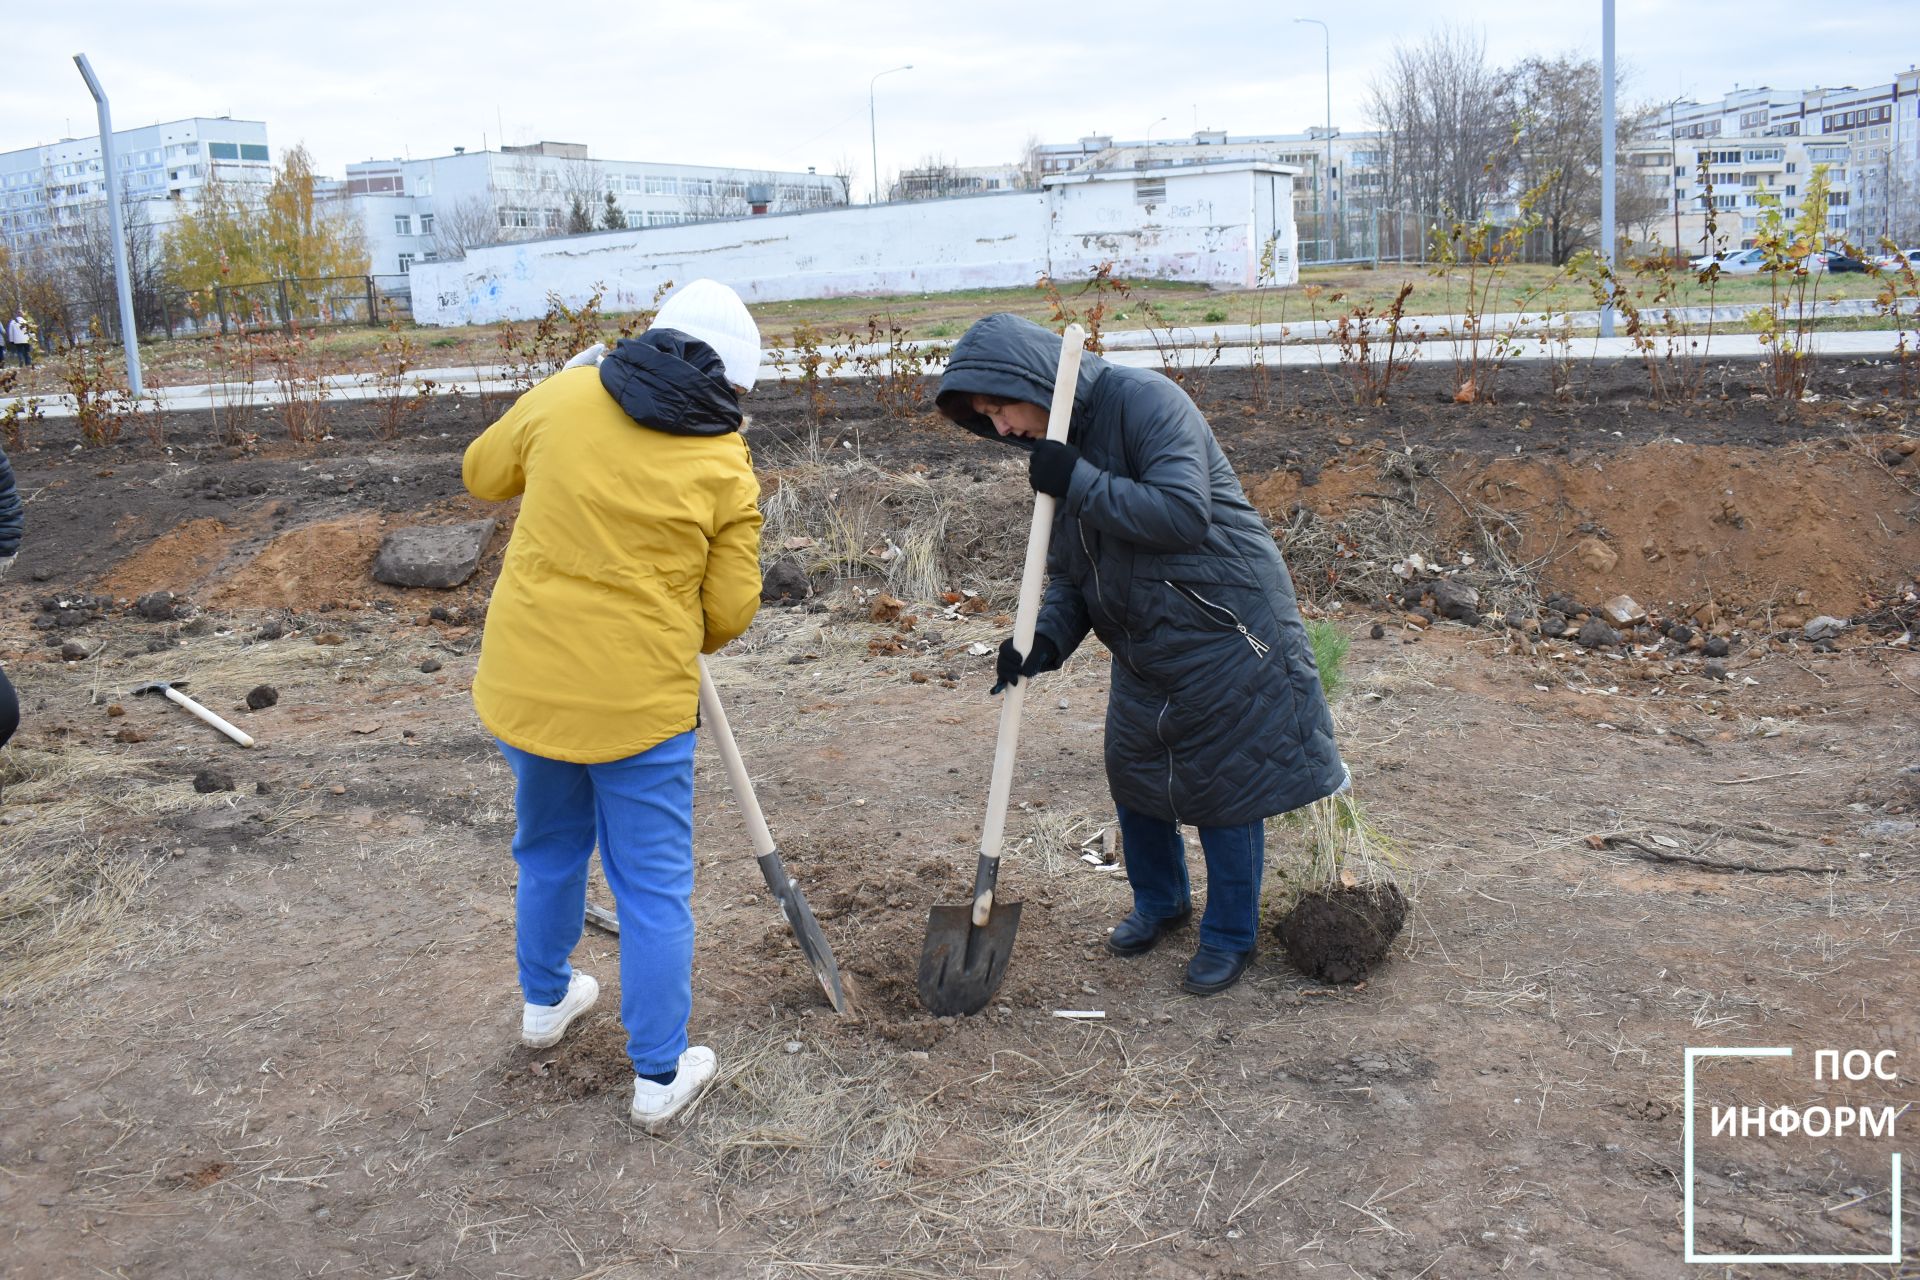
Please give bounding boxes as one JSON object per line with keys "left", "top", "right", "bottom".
{"left": 973, "top": 324, "right": 1086, "bottom": 925}
{"left": 696, "top": 656, "right": 775, "bottom": 858}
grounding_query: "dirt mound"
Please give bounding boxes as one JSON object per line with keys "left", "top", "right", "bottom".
{"left": 95, "top": 517, "right": 249, "bottom": 599}
{"left": 1252, "top": 437, "right": 1920, "bottom": 616}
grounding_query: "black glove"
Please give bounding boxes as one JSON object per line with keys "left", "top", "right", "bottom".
{"left": 1027, "top": 440, "right": 1081, "bottom": 498}
{"left": 991, "top": 635, "right": 1059, "bottom": 695}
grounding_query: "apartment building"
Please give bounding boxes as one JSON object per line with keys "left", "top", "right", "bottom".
{"left": 1661, "top": 69, "right": 1920, "bottom": 244}
{"left": 339, "top": 141, "right": 847, "bottom": 276}
{"left": 0, "top": 117, "right": 272, "bottom": 254}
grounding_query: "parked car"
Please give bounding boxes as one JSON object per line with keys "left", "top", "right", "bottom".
{"left": 1874, "top": 247, "right": 1920, "bottom": 273}
{"left": 1803, "top": 250, "right": 1870, "bottom": 273}
{"left": 1688, "top": 249, "right": 1730, "bottom": 270}
{"left": 1715, "top": 247, "right": 1769, "bottom": 275}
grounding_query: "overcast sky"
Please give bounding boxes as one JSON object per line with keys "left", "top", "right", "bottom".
{"left": 20, "top": 1, "right": 1915, "bottom": 199}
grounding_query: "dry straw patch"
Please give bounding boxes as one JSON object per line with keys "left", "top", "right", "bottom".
{"left": 680, "top": 1029, "right": 1195, "bottom": 1261}
{"left": 759, "top": 461, "right": 1030, "bottom": 604}
{"left": 0, "top": 745, "right": 215, "bottom": 1002}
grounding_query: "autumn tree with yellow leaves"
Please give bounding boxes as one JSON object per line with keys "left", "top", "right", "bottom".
{"left": 165, "top": 144, "right": 368, "bottom": 304}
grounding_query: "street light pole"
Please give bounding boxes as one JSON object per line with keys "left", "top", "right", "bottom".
{"left": 868, "top": 64, "right": 913, "bottom": 204}
{"left": 1600, "top": 0, "right": 1617, "bottom": 337}
{"left": 1294, "top": 19, "right": 1334, "bottom": 263}
{"left": 72, "top": 53, "right": 142, "bottom": 394}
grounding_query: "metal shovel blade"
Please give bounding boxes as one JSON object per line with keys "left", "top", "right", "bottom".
{"left": 916, "top": 900, "right": 1023, "bottom": 1017}
{"left": 758, "top": 851, "right": 849, "bottom": 1014}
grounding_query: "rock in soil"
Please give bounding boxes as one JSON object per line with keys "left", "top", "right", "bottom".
{"left": 58, "top": 641, "right": 90, "bottom": 662}
{"left": 418, "top": 658, "right": 443, "bottom": 674}
{"left": 1276, "top": 881, "right": 1408, "bottom": 984}
{"left": 370, "top": 520, "right": 497, "bottom": 590}
{"left": 1369, "top": 623, "right": 1386, "bottom": 640}
{"left": 1704, "top": 635, "right": 1731, "bottom": 658}
{"left": 1429, "top": 579, "right": 1480, "bottom": 621}
{"left": 1706, "top": 659, "right": 1730, "bottom": 681}
{"left": 193, "top": 769, "right": 236, "bottom": 794}
{"left": 761, "top": 558, "right": 811, "bottom": 602}
{"left": 245, "top": 685, "right": 279, "bottom": 711}
{"left": 1803, "top": 615, "right": 1848, "bottom": 641}
{"left": 1574, "top": 618, "right": 1620, "bottom": 649}
{"left": 134, "top": 591, "right": 178, "bottom": 621}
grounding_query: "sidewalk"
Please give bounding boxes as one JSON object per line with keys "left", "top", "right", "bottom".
{"left": 5, "top": 328, "right": 1913, "bottom": 420}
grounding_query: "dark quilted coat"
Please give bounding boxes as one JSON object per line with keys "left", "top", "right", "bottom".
{"left": 936, "top": 314, "right": 1345, "bottom": 826}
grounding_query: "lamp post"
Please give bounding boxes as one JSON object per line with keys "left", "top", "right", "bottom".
{"left": 869, "top": 64, "right": 913, "bottom": 204}
{"left": 1293, "top": 18, "right": 1334, "bottom": 264}
{"left": 1143, "top": 116, "right": 1167, "bottom": 142}
{"left": 72, "top": 53, "right": 142, "bottom": 394}
{"left": 1600, "top": 0, "right": 1616, "bottom": 337}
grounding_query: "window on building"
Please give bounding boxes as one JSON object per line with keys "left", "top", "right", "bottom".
{"left": 394, "top": 214, "right": 413, "bottom": 236}
{"left": 208, "top": 142, "right": 240, "bottom": 160}
{"left": 397, "top": 252, "right": 414, "bottom": 272}
{"left": 240, "top": 144, "right": 269, "bottom": 162}
{"left": 419, "top": 213, "right": 435, "bottom": 235}
{"left": 1784, "top": 185, "right": 1796, "bottom": 197}
{"left": 1134, "top": 177, "right": 1166, "bottom": 203}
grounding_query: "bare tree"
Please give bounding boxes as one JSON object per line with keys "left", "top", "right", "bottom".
{"left": 681, "top": 171, "right": 750, "bottom": 220}
{"left": 893, "top": 154, "right": 968, "bottom": 201}
{"left": 432, "top": 194, "right": 505, "bottom": 260}
{"left": 1367, "top": 25, "right": 1512, "bottom": 226}
{"left": 828, "top": 154, "right": 858, "bottom": 206}
{"left": 1503, "top": 53, "right": 1663, "bottom": 263}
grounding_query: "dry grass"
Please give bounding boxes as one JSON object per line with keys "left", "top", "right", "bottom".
{"left": 759, "top": 461, "right": 1030, "bottom": 605}
{"left": 687, "top": 1027, "right": 1193, "bottom": 1256}
{"left": 0, "top": 744, "right": 212, "bottom": 1001}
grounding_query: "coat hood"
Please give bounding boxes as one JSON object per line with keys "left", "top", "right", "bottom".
{"left": 598, "top": 329, "right": 743, "bottom": 437}
{"left": 934, "top": 313, "right": 1105, "bottom": 447}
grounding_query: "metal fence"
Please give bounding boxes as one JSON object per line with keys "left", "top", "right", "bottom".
{"left": 209, "top": 274, "right": 413, "bottom": 335}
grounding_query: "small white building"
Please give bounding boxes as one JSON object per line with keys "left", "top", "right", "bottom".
{"left": 410, "top": 159, "right": 1299, "bottom": 327}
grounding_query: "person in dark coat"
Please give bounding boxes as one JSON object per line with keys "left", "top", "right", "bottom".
{"left": 936, "top": 313, "right": 1346, "bottom": 995}
{"left": 0, "top": 443, "right": 23, "bottom": 748}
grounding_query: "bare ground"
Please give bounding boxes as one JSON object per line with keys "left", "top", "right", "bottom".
{"left": 0, "top": 362, "right": 1915, "bottom": 1279}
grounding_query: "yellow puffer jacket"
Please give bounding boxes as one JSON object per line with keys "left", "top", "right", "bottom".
{"left": 463, "top": 363, "right": 763, "bottom": 763}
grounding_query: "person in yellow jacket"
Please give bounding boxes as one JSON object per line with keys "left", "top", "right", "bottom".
{"left": 462, "top": 279, "right": 763, "bottom": 1133}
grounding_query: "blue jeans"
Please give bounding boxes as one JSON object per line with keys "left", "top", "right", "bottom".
{"left": 497, "top": 733, "right": 695, "bottom": 1077}
{"left": 1116, "top": 802, "right": 1265, "bottom": 953}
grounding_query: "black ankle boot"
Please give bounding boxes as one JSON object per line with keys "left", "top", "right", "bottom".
{"left": 1180, "top": 944, "right": 1253, "bottom": 995}
{"left": 1105, "top": 905, "right": 1193, "bottom": 957}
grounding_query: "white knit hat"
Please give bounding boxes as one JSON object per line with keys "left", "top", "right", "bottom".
{"left": 652, "top": 279, "right": 762, "bottom": 391}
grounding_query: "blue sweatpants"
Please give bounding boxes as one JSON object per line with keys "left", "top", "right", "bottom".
{"left": 497, "top": 732, "right": 695, "bottom": 1078}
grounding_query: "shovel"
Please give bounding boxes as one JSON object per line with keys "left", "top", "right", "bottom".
{"left": 918, "top": 323, "right": 1087, "bottom": 1017}
{"left": 696, "top": 656, "right": 849, "bottom": 1014}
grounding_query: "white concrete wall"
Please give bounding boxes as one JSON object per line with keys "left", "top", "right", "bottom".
{"left": 411, "top": 165, "right": 1296, "bottom": 326}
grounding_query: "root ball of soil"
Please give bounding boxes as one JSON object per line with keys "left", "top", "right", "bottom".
{"left": 245, "top": 685, "right": 279, "bottom": 711}
{"left": 1276, "top": 882, "right": 1407, "bottom": 984}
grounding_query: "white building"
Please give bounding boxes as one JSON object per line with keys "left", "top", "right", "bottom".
{"left": 411, "top": 160, "right": 1300, "bottom": 326}
{"left": 1661, "top": 69, "right": 1920, "bottom": 245}
{"left": 337, "top": 141, "right": 847, "bottom": 278}
{"left": 0, "top": 116, "right": 272, "bottom": 254}
{"left": 1030, "top": 129, "right": 1387, "bottom": 259}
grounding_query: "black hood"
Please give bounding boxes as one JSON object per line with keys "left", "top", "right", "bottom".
{"left": 598, "top": 329, "right": 743, "bottom": 437}
{"left": 934, "top": 313, "right": 1105, "bottom": 448}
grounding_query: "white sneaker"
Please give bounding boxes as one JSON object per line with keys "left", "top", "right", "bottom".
{"left": 629, "top": 1046, "right": 718, "bottom": 1133}
{"left": 521, "top": 971, "right": 599, "bottom": 1048}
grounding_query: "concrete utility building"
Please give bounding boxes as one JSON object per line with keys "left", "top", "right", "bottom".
{"left": 337, "top": 141, "right": 848, "bottom": 277}
{"left": 0, "top": 117, "right": 272, "bottom": 255}
{"left": 411, "top": 159, "right": 1299, "bottom": 326}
